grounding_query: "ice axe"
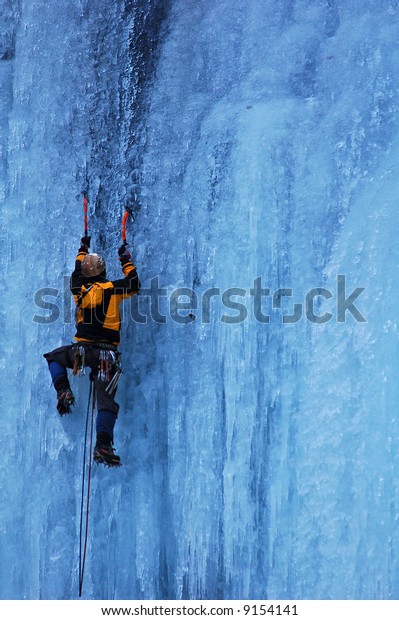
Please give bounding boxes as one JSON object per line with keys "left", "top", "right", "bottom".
{"left": 83, "top": 191, "right": 89, "bottom": 238}
{"left": 121, "top": 205, "right": 135, "bottom": 249}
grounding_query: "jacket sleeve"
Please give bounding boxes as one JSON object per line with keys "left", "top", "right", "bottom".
{"left": 70, "top": 249, "right": 88, "bottom": 297}
{"left": 111, "top": 258, "right": 141, "bottom": 297}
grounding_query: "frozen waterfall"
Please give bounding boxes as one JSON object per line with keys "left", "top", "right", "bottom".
{"left": 1, "top": 0, "right": 399, "bottom": 601}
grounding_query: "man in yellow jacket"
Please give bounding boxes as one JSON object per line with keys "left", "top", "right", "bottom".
{"left": 44, "top": 236, "right": 140, "bottom": 466}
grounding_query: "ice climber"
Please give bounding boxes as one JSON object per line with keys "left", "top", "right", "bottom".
{"left": 43, "top": 234, "right": 140, "bottom": 466}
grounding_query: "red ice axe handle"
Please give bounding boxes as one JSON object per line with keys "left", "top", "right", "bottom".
{"left": 121, "top": 207, "right": 133, "bottom": 245}
{"left": 83, "top": 192, "right": 89, "bottom": 237}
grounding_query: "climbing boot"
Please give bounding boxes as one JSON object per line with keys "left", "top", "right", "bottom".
{"left": 93, "top": 432, "right": 121, "bottom": 467}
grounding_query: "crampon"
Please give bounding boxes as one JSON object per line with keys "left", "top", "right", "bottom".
{"left": 93, "top": 443, "right": 122, "bottom": 467}
{"left": 57, "top": 390, "right": 75, "bottom": 415}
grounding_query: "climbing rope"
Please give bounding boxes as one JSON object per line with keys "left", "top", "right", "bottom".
{"left": 78, "top": 375, "right": 96, "bottom": 598}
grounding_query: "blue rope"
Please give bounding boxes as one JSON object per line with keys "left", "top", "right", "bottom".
{"left": 78, "top": 377, "right": 95, "bottom": 597}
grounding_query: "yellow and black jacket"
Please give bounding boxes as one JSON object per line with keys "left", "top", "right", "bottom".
{"left": 70, "top": 249, "right": 140, "bottom": 345}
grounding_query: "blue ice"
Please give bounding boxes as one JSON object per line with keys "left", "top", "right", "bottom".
{"left": 0, "top": 0, "right": 399, "bottom": 600}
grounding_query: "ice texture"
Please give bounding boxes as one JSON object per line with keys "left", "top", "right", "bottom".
{"left": 1, "top": 0, "right": 399, "bottom": 600}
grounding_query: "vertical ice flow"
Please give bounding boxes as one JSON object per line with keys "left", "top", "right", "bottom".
{"left": 1, "top": 0, "right": 399, "bottom": 600}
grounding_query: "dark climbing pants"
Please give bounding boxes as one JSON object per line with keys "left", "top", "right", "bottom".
{"left": 43, "top": 343, "right": 121, "bottom": 439}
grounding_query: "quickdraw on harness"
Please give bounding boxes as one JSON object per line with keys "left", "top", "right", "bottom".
{"left": 73, "top": 345, "right": 86, "bottom": 376}
{"left": 97, "top": 348, "right": 123, "bottom": 396}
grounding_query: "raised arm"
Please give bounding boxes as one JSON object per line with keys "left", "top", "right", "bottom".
{"left": 111, "top": 244, "right": 141, "bottom": 297}
{"left": 70, "top": 235, "right": 91, "bottom": 295}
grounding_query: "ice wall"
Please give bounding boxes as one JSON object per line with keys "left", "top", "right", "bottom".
{"left": 1, "top": 0, "right": 399, "bottom": 601}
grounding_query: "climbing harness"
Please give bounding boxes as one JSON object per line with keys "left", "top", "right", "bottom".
{"left": 72, "top": 343, "right": 123, "bottom": 395}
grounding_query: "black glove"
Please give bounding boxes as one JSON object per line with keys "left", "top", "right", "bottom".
{"left": 79, "top": 236, "right": 91, "bottom": 253}
{"left": 80, "top": 235, "right": 91, "bottom": 250}
{"left": 118, "top": 243, "right": 131, "bottom": 263}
